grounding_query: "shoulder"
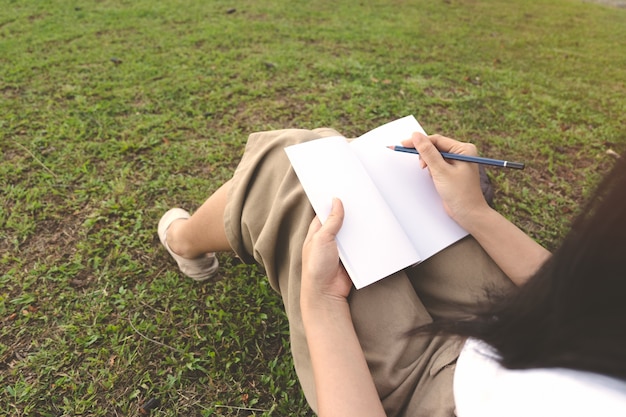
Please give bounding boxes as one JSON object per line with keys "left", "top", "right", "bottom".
{"left": 454, "top": 339, "right": 626, "bottom": 417}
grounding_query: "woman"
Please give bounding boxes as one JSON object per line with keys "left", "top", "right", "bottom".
{"left": 301, "top": 133, "right": 626, "bottom": 416}
{"left": 158, "top": 128, "right": 625, "bottom": 416}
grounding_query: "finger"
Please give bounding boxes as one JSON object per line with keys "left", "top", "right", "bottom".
{"left": 413, "top": 133, "right": 449, "bottom": 172}
{"left": 399, "top": 132, "right": 430, "bottom": 168}
{"left": 304, "top": 216, "right": 322, "bottom": 245}
{"left": 428, "top": 134, "right": 478, "bottom": 156}
{"left": 400, "top": 132, "right": 419, "bottom": 148}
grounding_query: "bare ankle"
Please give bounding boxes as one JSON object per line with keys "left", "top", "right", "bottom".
{"left": 166, "top": 220, "right": 197, "bottom": 259}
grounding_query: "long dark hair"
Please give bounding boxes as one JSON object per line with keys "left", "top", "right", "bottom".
{"left": 424, "top": 152, "right": 626, "bottom": 380}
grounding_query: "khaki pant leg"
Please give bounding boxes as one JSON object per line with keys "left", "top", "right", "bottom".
{"left": 407, "top": 236, "right": 516, "bottom": 321}
{"left": 225, "top": 128, "right": 342, "bottom": 411}
{"left": 349, "top": 272, "right": 465, "bottom": 417}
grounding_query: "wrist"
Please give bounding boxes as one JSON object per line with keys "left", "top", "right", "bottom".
{"left": 301, "top": 291, "right": 351, "bottom": 326}
{"left": 452, "top": 201, "right": 494, "bottom": 233}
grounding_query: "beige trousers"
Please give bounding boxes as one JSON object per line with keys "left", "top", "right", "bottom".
{"left": 224, "top": 128, "right": 514, "bottom": 417}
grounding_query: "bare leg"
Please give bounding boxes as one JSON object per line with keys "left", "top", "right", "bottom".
{"left": 166, "top": 180, "right": 233, "bottom": 258}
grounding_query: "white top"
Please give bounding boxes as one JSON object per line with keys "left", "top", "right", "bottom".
{"left": 454, "top": 338, "right": 626, "bottom": 417}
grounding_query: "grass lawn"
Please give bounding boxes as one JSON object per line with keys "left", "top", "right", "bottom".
{"left": 1, "top": 0, "right": 625, "bottom": 415}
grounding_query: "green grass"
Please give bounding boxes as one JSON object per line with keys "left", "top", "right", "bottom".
{"left": 1, "top": 0, "right": 625, "bottom": 415}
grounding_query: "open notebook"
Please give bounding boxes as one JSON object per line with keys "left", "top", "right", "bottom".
{"left": 285, "top": 116, "right": 468, "bottom": 289}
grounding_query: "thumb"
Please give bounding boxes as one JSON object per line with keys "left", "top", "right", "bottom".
{"left": 321, "top": 198, "right": 344, "bottom": 237}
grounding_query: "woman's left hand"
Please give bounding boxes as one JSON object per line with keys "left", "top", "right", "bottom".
{"left": 301, "top": 200, "right": 387, "bottom": 417}
{"left": 301, "top": 198, "right": 353, "bottom": 304}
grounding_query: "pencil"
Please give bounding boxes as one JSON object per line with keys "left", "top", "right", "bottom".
{"left": 387, "top": 146, "right": 525, "bottom": 170}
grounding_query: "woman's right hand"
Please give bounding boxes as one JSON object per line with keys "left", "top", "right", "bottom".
{"left": 401, "top": 132, "right": 490, "bottom": 227}
{"left": 403, "top": 132, "right": 551, "bottom": 286}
